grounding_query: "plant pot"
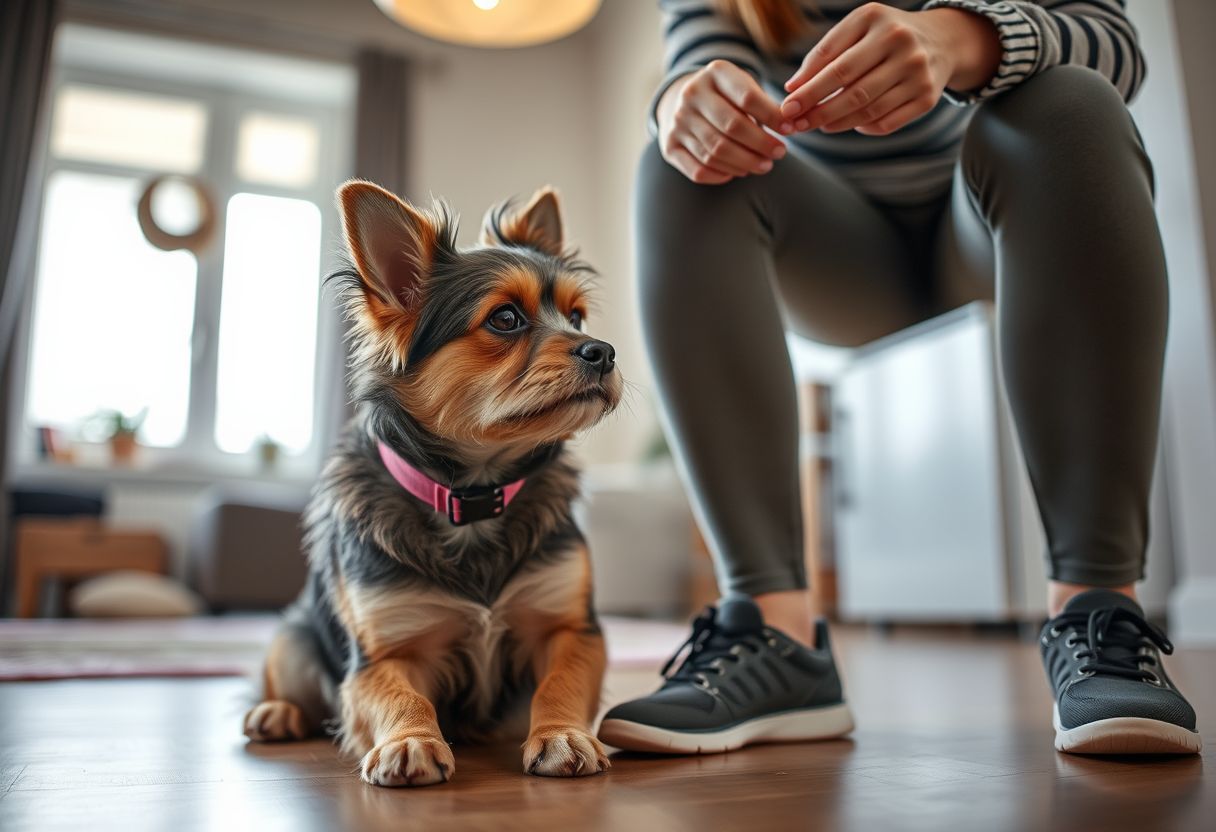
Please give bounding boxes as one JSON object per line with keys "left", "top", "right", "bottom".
{"left": 109, "top": 431, "right": 138, "bottom": 464}
{"left": 258, "top": 439, "right": 280, "bottom": 471}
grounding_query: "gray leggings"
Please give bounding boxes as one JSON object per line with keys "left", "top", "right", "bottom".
{"left": 636, "top": 65, "right": 1168, "bottom": 596}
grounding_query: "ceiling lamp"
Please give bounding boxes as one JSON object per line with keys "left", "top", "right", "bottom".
{"left": 372, "top": 0, "right": 602, "bottom": 48}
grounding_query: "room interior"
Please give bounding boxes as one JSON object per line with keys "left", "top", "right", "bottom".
{"left": 1, "top": 0, "right": 1215, "bottom": 829}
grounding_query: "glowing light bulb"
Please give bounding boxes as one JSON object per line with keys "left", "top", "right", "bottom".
{"left": 473, "top": 0, "right": 499, "bottom": 10}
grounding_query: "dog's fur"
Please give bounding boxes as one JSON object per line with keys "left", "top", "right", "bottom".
{"left": 243, "top": 181, "right": 622, "bottom": 786}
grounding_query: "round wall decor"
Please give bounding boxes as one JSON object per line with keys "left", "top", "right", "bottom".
{"left": 136, "top": 175, "right": 217, "bottom": 253}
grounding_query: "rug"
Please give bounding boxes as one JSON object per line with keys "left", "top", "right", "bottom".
{"left": 0, "top": 615, "right": 687, "bottom": 681}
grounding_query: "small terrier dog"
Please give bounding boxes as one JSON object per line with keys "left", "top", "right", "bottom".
{"left": 243, "top": 181, "right": 622, "bottom": 786}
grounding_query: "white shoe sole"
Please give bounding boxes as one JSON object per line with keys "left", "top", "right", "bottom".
{"left": 597, "top": 702, "right": 855, "bottom": 755}
{"left": 1053, "top": 704, "right": 1202, "bottom": 755}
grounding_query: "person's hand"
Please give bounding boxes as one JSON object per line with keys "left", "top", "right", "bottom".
{"left": 657, "top": 60, "right": 793, "bottom": 185}
{"left": 781, "top": 4, "right": 1001, "bottom": 136}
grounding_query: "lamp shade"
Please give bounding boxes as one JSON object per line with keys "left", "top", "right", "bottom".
{"left": 372, "top": 0, "right": 602, "bottom": 48}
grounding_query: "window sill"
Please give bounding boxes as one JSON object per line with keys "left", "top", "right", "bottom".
{"left": 9, "top": 458, "right": 316, "bottom": 493}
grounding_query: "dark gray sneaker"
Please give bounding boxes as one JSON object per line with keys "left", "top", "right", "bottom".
{"left": 1042, "top": 589, "right": 1201, "bottom": 754}
{"left": 597, "top": 596, "right": 854, "bottom": 754}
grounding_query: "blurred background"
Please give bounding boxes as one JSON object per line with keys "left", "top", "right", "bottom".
{"left": 1, "top": 0, "right": 1215, "bottom": 681}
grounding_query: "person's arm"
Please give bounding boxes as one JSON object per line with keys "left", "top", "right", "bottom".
{"left": 922, "top": 0, "right": 1147, "bottom": 103}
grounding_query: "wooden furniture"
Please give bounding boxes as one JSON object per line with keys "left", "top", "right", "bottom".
{"left": 13, "top": 518, "right": 168, "bottom": 618}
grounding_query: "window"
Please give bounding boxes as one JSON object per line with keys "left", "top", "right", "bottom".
{"left": 20, "top": 27, "right": 352, "bottom": 475}
{"left": 26, "top": 171, "right": 198, "bottom": 448}
{"left": 214, "top": 193, "right": 323, "bottom": 454}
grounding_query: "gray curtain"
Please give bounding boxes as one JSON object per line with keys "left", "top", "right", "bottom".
{"left": 0, "top": 0, "right": 57, "bottom": 607}
{"left": 0, "top": 0, "right": 55, "bottom": 360}
{"left": 332, "top": 49, "right": 410, "bottom": 425}
{"left": 354, "top": 49, "right": 410, "bottom": 196}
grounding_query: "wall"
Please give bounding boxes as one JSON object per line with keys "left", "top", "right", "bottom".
{"left": 1127, "top": 0, "right": 1216, "bottom": 643}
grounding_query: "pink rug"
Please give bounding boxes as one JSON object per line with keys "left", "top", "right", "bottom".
{"left": 0, "top": 615, "right": 687, "bottom": 682}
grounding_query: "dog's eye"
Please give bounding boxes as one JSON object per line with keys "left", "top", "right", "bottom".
{"left": 569, "top": 310, "right": 584, "bottom": 331}
{"left": 487, "top": 305, "right": 524, "bottom": 333}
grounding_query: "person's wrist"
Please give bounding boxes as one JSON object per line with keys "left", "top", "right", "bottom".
{"left": 924, "top": 7, "right": 1002, "bottom": 92}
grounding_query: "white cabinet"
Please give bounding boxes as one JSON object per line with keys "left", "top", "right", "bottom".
{"left": 833, "top": 303, "right": 1173, "bottom": 621}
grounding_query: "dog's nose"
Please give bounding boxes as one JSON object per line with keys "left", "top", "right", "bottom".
{"left": 574, "top": 339, "right": 615, "bottom": 374}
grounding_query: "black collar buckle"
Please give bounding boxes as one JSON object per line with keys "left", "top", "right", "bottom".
{"left": 447, "top": 485, "right": 505, "bottom": 526}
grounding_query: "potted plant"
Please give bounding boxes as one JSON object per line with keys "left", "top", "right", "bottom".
{"left": 90, "top": 408, "right": 147, "bottom": 464}
{"left": 257, "top": 434, "right": 281, "bottom": 472}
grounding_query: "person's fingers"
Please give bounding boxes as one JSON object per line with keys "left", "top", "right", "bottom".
{"left": 782, "top": 34, "right": 885, "bottom": 122}
{"left": 818, "top": 83, "right": 914, "bottom": 133}
{"left": 802, "top": 60, "right": 905, "bottom": 132}
{"left": 853, "top": 91, "right": 938, "bottom": 136}
{"left": 689, "top": 111, "right": 775, "bottom": 175}
{"left": 684, "top": 112, "right": 758, "bottom": 177}
{"left": 708, "top": 60, "right": 790, "bottom": 134}
{"left": 700, "top": 95, "right": 786, "bottom": 163}
{"left": 783, "top": 4, "right": 872, "bottom": 95}
{"left": 677, "top": 130, "right": 742, "bottom": 179}
{"left": 666, "top": 143, "right": 734, "bottom": 185}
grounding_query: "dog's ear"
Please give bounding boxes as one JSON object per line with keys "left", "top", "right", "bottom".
{"left": 480, "top": 186, "right": 564, "bottom": 257}
{"left": 338, "top": 180, "right": 438, "bottom": 311}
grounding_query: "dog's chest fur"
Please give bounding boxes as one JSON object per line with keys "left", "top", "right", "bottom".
{"left": 302, "top": 420, "right": 589, "bottom": 737}
{"left": 344, "top": 550, "right": 585, "bottom": 734}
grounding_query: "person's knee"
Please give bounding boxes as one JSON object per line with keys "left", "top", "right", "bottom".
{"left": 963, "top": 66, "right": 1138, "bottom": 175}
{"left": 961, "top": 66, "right": 1151, "bottom": 209}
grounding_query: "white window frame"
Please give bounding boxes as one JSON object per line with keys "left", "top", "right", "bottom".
{"left": 9, "top": 42, "right": 353, "bottom": 487}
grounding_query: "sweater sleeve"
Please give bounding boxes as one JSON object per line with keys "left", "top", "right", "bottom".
{"left": 921, "top": 0, "right": 1146, "bottom": 104}
{"left": 648, "top": 0, "right": 768, "bottom": 136}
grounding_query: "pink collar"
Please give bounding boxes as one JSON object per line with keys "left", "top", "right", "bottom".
{"left": 377, "top": 441, "right": 526, "bottom": 526}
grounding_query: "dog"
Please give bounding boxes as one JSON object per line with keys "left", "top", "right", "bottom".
{"left": 243, "top": 180, "right": 622, "bottom": 787}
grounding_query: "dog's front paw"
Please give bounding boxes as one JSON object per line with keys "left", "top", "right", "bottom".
{"left": 360, "top": 735, "right": 454, "bottom": 787}
{"left": 523, "top": 727, "right": 610, "bottom": 777}
{"left": 244, "top": 700, "right": 307, "bottom": 742}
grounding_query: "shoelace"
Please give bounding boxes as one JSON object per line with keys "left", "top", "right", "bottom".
{"left": 1051, "top": 607, "right": 1174, "bottom": 682}
{"left": 660, "top": 607, "right": 766, "bottom": 687}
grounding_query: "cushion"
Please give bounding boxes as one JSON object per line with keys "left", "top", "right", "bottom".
{"left": 69, "top": 570, "right": 204, "bottom": 618}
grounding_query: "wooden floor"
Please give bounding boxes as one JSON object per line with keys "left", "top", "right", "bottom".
{"left": 1, "top": 625, "right": 1213, "bottom": 832}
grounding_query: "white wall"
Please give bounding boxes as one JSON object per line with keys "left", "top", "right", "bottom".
{"left": 1128, "top": 0, "right": 1216, "bottom": 643}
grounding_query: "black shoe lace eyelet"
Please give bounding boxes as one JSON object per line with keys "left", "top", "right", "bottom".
{"left": 1049, "top": 626, "right": 1062, "bottom": 639}
{"left": 1072, "top": 650, "right": 1084, "bottom": 661}
{"left": 1064, "top": 634, "right": 1078, "bottom": 648}
{"left": 1144, "top": 672, "right": 1161, "bottom": 686}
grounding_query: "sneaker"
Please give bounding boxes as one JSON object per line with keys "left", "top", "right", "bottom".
{"left": 597, "top": 596, "right": 854, "bottom": 754}
{"left": 1041, "top": 589, "right": 1201, "bottom": 754}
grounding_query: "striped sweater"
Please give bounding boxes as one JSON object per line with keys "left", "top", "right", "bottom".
{"left": 653, "top": 0, "right": 1145, "bottom": 205}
